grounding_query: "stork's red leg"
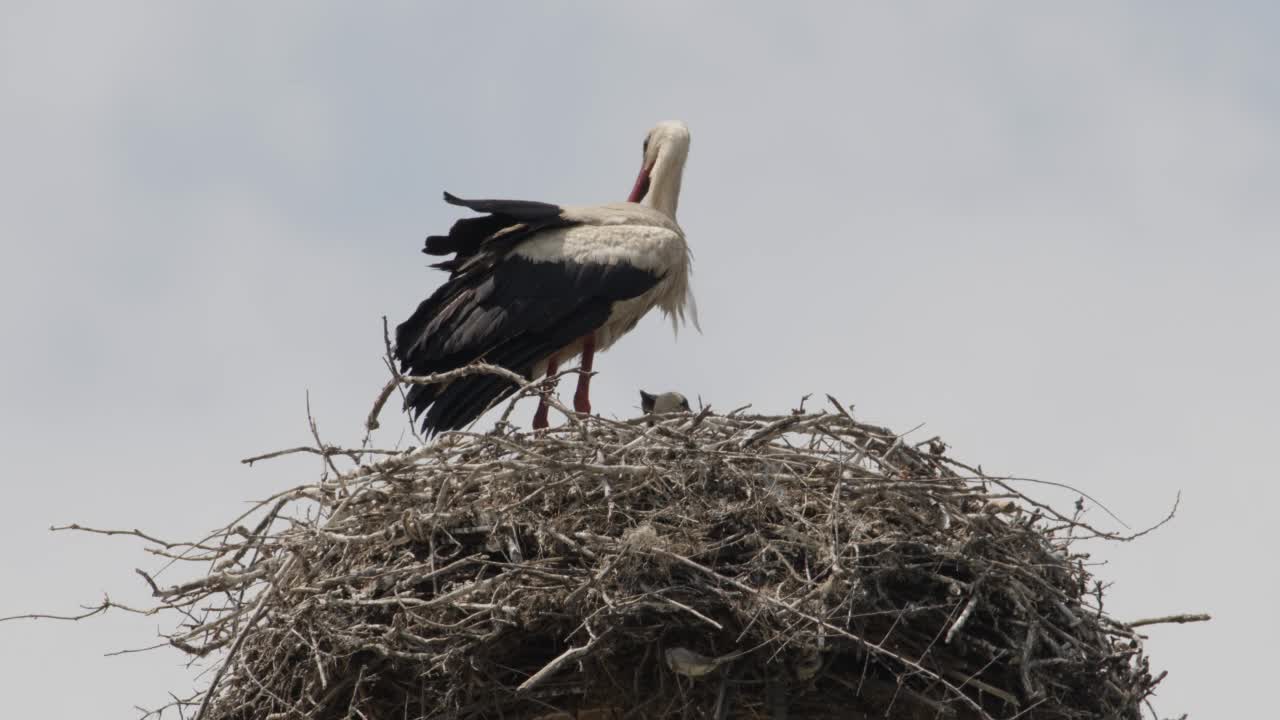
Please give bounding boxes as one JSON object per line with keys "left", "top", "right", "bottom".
{"left": 574, "top": 334, "right": 596, "bottom": 415}
{"left": 533, "top": 356, "right": 560, "bottom": 430}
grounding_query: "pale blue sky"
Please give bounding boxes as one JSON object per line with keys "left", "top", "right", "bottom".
{"left": 2, "top": 3, "right": 1276, "bottom": 717}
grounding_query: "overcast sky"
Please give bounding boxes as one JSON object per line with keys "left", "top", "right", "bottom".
{"left": 2, "top": 3, "right": 1276, "bottom": 717}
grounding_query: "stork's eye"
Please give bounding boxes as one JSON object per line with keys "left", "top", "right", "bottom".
{"left": 643, "top": 136, "right": 650, "bottom": 153}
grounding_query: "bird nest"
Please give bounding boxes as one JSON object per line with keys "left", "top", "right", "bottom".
{"left": 104, "top": 395, "right": 1180, "bottom": 720}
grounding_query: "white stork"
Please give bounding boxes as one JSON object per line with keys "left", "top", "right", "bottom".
{"left": 394, "top": 121, "right": 695, "bottom": 435}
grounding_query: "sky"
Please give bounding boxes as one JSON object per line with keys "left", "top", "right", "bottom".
{"left": 2, "top": 2, "right": 1276, "bottom": 717}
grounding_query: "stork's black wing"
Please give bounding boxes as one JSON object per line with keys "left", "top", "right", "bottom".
{"left": 394, "top": 194, "right": 660, "bottom": 435}
{"left": 420, "top": 192, "right": 564, "bottom": 272}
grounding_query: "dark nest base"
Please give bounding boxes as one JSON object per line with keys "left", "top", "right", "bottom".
{"left": 138, "top": 402, "right": 1167, "bottom": 719}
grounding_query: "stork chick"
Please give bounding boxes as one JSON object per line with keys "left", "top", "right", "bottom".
{"left": 639, "top": 390, "right": 692, "bottom": 416}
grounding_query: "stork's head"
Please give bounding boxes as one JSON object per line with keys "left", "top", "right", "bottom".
{"left": 628, "top": 120, "right": 690, "bottom": 219}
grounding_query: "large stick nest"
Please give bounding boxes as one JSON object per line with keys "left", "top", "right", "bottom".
{"left": 131, "top": 398, "right": 1170, "bottom": 720}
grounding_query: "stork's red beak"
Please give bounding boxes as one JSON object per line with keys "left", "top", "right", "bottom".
{"left": 627, "top": 163, "right": 651, "bottom": 203}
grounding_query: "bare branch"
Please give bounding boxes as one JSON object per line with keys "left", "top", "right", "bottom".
{"left": 1126, "top": 613, "right": 1211, "bottom": 629}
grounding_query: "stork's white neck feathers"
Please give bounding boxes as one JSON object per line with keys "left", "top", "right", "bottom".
{"left": 638, "top": 121, "right": 690, "bottom": 220}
